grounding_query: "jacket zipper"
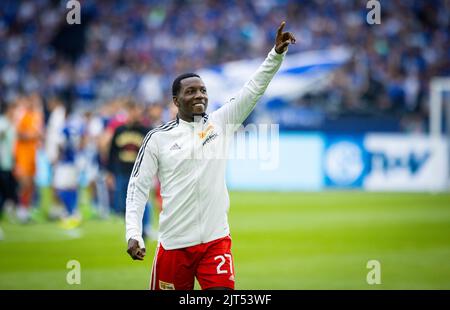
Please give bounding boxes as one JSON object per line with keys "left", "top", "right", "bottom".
{"left": 193, "top": 124, "right": 203, "bottom": 243}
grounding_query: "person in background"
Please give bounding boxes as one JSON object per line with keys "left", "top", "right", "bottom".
{"left": 44, "top": 96, "right": 67, "bottom": 219}
{"left": 106, "top": 99, "right": 155, "bottom": 239}
{"left": 14, "top": 94, "right": 44, "bottom": 223}
{"left": 0, "top": 102, "right": 18, "bottom": 239}
{"left": 45, "top": 97, "right": 66, "bottom": 166}
{"left": 53, "top": 112, "right": 84, "bottom": 229}
{"left": 79, "top": 109, "right": 108, "bottom": 218}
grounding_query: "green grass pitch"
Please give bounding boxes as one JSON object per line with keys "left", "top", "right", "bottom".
{"left": 0, "top": 191, "right": 449, "bottom": 289}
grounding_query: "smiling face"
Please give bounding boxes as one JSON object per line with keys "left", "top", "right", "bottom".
{"left": 173, "top": 76, "right": 208, "bottom": 122}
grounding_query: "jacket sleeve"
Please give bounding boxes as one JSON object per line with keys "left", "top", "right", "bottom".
{"left": 213, "top": 47, "right": 286, "bottom": 129}
{"left": 125, "top": 135, "right": 158, "bottom": 248}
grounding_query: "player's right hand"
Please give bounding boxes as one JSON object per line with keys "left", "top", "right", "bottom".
{"left": 127, "top": 238, "right": 146, "bottom": 260}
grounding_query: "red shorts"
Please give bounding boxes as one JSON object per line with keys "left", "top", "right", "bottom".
{"left": 150, "top": 236, "right": 235, "bottom": 290}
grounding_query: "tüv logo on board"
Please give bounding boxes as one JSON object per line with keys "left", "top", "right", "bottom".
{"left": 324, "top": 136, "right": 435, "bottom": 188}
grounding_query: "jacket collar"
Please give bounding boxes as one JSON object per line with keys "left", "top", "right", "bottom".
{"left": 176, "top": 114, "right": 208, "bottom": 127}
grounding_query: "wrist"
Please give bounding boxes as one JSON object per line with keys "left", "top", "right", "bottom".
{"left": 127, "top": 235, "right": 145, "bottom": 248}
{"left": 271, "top": 46, "right": 286, "bottom": 58}
{"left": 274, "top": 45, "right": 288, "bottom": 55}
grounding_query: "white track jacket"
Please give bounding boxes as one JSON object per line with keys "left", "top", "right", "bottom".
{"left": 126, "top": 47, "right": 285, "bottom": 250}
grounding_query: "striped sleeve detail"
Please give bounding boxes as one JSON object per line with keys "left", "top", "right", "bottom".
{"left": 130, "top": 120, "right": 178, "bottom": 178}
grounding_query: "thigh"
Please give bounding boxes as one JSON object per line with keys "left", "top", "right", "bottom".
{"left": 150, "top": 244, "right": 197, "bottom": 290}
{"left": 196, "top": 236, "right": 235, "bottom": 290}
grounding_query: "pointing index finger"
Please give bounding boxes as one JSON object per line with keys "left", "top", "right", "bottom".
{"left": 277, "top": 21, "right": 286, "bottom": 36}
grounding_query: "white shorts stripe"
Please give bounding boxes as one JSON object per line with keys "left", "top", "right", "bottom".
{"left": 150, "top": 245, "right": 160, "bottom": 290}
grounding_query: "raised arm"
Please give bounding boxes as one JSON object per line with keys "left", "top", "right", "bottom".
{"left": 125, "top": 134, "right": 158, "bottom": 260}
{"left": 274, "top": 21, "right": 296, "bottom": 55}
{"left": 214, "top": 21, "right": 296, "bottom": 128}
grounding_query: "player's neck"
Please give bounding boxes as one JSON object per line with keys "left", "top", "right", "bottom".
{"left": 178, "top": 113, "right": 205, "bottom": 123}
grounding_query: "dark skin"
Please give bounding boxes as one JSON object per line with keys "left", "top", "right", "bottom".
{"left": 106, "top": 104, "right": 144, "bottom": 189}
{"left": 127, "top": 239, "right": 146, "bottom": 260}
{"left": 274, "top": 21, "right": 296, "bottom": 54}
{"left": 171, "top": 21, "right": 296, "bottom": 123}
{"left": 127, "top": 21, "right": 296, "bottom": 289}
{"left": 173, "top": 77, "right": 208, "bottom": 122}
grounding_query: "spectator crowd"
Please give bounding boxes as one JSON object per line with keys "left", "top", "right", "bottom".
{"left": 0, "top": 0, "right": 449, "bottom": 235}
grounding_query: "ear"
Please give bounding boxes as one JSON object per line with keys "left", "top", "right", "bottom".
{"left": 173, "top": 96, "right": 180, "bottom": 108}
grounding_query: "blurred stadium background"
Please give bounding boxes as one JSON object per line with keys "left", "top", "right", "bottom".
{"left": 0, "top": 0, "right": 449, "bottom": 289}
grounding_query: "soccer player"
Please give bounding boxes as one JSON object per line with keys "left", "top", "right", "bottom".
{"left": 14, "top": 93, "right": 43, "bottom": 223}
{"left": 106, "top": 99, "right": 153, "bottom": 238}
{"left": 126, "top": 21, "right": 295, "bottom": 290}
{"left": 53, "top": 114, "right": 84, "bottom": 229}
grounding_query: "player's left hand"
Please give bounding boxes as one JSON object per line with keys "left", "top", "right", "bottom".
{"left": 275, "top": 21, "right": 296, "bottom": 54}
